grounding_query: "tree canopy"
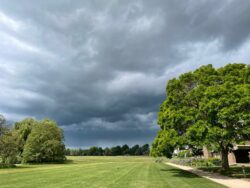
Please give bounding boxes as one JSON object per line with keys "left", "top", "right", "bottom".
{"left": 22, "top": 119, "right": 65, "bottom": 163}
{"left": 65, "top": 144, "right": 150, "bottom": 156}
{"left": 151, "top": 63, "right": 250, "bottom": 170}
{"left": 0, "top": 117, "right": 65, "bottom": 165}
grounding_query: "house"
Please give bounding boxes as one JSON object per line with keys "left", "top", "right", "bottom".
{"left": 203, "top": 143, "right": 250, "bottom": 165}
{"left": 228, "top": 142, "right": 250, "bottom": 165}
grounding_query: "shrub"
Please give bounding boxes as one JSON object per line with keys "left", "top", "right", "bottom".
{"left": 170, "top": 157, "right": 221, "bottom": 167}
{"left": 177, "top": 150, "right": 193, "bottom": 158}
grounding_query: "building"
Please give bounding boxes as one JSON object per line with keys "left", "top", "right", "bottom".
{"left": 228, "top": 142, "right": 250, "bottom": 165}
{"left": 203, "top": 143, "right": 250, "bottom": 165}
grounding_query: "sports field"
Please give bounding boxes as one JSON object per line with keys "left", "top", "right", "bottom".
{"left": 0, "top": 156, "right": 226, "bottom": 188}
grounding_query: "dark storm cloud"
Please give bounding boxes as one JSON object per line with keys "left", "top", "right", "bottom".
{"left": 0, "top": 0, "right": 250, "bottom": 147}
{"left": 65, "top": 128, "right": 157, "bottom": 149}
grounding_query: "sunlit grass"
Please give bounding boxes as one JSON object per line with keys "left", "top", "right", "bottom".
{"left": 0, "top": 156, "right": 226, "bottom": 188}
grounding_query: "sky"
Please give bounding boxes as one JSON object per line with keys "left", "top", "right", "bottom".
{"left": 0, "top": 0, "right": 250, "bottom": 148}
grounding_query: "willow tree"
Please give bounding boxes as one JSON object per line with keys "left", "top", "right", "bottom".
{"left": 151, "top": 63, "right": 250, "bottom": 170}
{"left": 22, "top": 119, "right": 65, "bottom": 163}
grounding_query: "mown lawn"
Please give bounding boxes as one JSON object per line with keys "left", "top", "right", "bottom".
{"left": 0, "top": 156, "right": 226, "bottom": 188}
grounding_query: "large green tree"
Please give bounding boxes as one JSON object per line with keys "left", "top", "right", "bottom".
{"left": 22, "top": 119, "right": 65, "bottom": 163}
{"left": 152, "top": 64, "right": 250, "bottom": 170}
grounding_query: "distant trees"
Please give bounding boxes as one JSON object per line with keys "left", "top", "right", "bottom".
{"left": 0, "top": 116, "right": 65, "bottom": 165}
{"left": 88, "top": 146, "right": 103, "bottom": 156}
{"left": 151, "top": 64, "right": 250, "bottom": 170}
{"left": 121, "top": 144, "right": 130, "bottom": 155}
{"left": 65, "top": 144, "right": 150, "bottom": 156}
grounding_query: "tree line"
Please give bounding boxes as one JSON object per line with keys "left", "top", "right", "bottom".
{"left": 151, "top": 63, "right": 250, "bottom": 170}
{"left": 0, "top": 116, "right": 65, "bottom": 165}
{"left": 65, "top": 144, "right": 150, "bottom": 156}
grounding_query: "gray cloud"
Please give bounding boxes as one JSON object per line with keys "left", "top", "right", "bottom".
{"left": 0, "top": 0, "right": 250, "bottom": 147}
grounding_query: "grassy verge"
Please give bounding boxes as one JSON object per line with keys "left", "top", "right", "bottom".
{"left": 199, "top": 165, "right": 250, "bottom": 180}
{"left": 169, "top": 157, "right": 250, "bottom": 180}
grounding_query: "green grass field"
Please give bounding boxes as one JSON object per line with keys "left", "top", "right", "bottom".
{"left": 0, "top": 156, "right": 226, "bottom": 188}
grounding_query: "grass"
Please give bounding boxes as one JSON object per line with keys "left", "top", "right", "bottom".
{"left": 0, "top": 156, "right": 227, "bottom": 188}
{"left": 199, "top": 165, "right": 250, "bottom": 180}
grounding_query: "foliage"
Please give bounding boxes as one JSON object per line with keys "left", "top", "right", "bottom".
{"left": 141, "top": 144, "right": 150, "bottom": 155}
{"left": 152, "top": 63, "right": 250, "bottom": 170}
{"left": 150, "top": 129, "right": 178, "bottom": 158}
{"left": 177, "top": 150, "right": 193, "bottom": 158}
{"left": 0, "top": 115, "right": 7, "bottom": 136}
{"left": 170, "top": 157, "right": 221, "bottom": 167}
{"left": 0, "top": 116, "right": 66, "bottom": 165}
{"left": 13, "top": 118, "right": 38, "bottom": 162}
{"left": 14, "top": 118, "right": 37, "bottom": 142}
{"left": 88, "top": 147, "right": 103, "bottom": 156}
{"left": 121, "top": 144, "right": 130, "bottom": 155}
{"left": 65, "top": 144, "right": 150, "bottom": 156}
{"left": 0, "top": 131, "right": 21, "bottom": 164}
{"left": 22, "top": 119, "right": 65, "bottom": 163}
{"left": 0, "top": 114, "right": 20, "bottom": 165}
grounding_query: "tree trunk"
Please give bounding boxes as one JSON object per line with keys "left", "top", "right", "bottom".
{"left": 221, "top": 148, "right": 229, "bottom": 171}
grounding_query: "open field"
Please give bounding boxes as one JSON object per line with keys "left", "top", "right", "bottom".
{"left": 0, "top": 156, "right": 226, "bottom": 188}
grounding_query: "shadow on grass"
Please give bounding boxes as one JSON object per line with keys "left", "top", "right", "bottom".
{"left": 199, "top": 166, "right": 250, "bottom": 179}
{"left": 24, "top": 159, "right": 74, "bottom": 165}
{"left": 15, "top": 165, "right": 35, "bottom": 169}
{"left": 163, "top": 163, "right": 250, "bottom": 181}
{"left": 160, "top": 167, "right": 202, "bottom": 179}
{"left": 0, "top": 165, "right": 17, "bottom": 169}
{"left": 0, "top": 164, "right": 36, "bottom": 170}
{"left": 63, "top": 159, "right": 74, "bottom": 164}
{"left": 160, "top": 163, "right": 242, "bottom": 180}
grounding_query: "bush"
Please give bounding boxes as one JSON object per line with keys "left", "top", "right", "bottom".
{"left": 177, "top": 150, "right": 193, "bottom": 158}
{"left": 170, "top": 157, "right": 221, "bottom": 167}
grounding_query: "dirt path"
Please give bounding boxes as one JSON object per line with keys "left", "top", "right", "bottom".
{"left": 166, "top": 162, "right": 250, "bottom": 188}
